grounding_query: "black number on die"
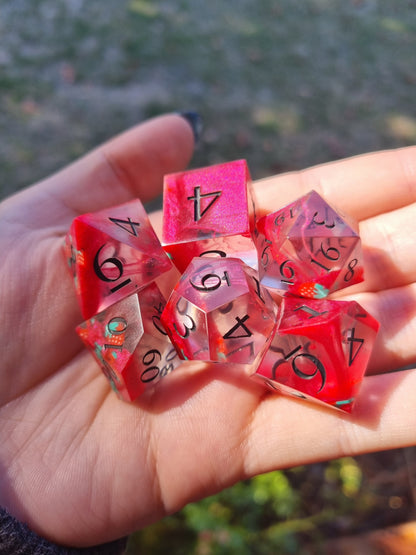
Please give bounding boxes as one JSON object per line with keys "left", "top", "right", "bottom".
{"left": 141, "top": 349, "right": 162, "bottom": 382}
{"left": 187, "top": 186, "right": 222, "bottom": 222}
{"left": 93, "top": 244, "right": 132, "bottom": 293}
{"left": 190, "top": 271, "right": 231, "bottom": 291}
{"left": 104, "top": 316, "right": 128, "bottom": 350}
{"left": 173, "top": 299, "right": 196, "bottom": 339}
{"left": 310, "top": 243, "right": 341, "bottom": 272}
{"left": 272, "top": 344, "right": 326, "bottom": 392}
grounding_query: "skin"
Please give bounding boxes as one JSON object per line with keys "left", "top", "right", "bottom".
{"left": 0, "top": 113, "right": 416, "bottom": 547}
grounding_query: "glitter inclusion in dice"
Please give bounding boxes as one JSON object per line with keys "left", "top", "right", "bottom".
{"left": 255, "top": 190, "right": 364, "bottom": 298}
{"left": 162, "top": 159, "right": 257, "bottom": 272}
{"left": 161, "top": 257, "right": 277, "bottom": 366}
{"left": 253, "top": 297, "right": 379, "bottom": 412}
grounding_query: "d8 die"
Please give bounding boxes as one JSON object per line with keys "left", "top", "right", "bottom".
{"left": 76, "top": 282, "right": 179, "bottom": 401}
{"left": 161, "top": 257, "right": 277, "bottom": 366}
{"left": 65, "top": 199, "right": 172, "bottom": 319}
{"left": 162, "top": 160, "right": 257, "bottom": 272}
{"left": 253, "top": 297, "right": 379, "bottom": 412}
{"left": 255, "top": 190, "right": 364, "bottom": 298}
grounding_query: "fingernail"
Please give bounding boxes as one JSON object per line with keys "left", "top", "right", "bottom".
{"left": 178, "top": 111, "right": 203, "bottom": 145}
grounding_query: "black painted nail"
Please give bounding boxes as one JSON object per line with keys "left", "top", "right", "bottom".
{"left": 179, "top": 111, "right": 203, "bottom": 145}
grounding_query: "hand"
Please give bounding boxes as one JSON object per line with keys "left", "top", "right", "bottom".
{"left": 0, "top": 116, "right": 415, "bottom": 548}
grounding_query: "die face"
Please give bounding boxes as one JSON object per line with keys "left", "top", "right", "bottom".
{"left": 76, "top": 283, "right": 180, "bottom": 402}
{"left": 162, "top": 160, "right": 257, "bottom": 271}
{"left": 164, "top": 235, "right": 258, "bottom": 274}
{"left": 160, "top": 289, "right": 210, "bottom": 361}
{"left": 254, "top": 298, "right": 379, "bottom": 412}
{"left": 67, "top": 199, "right": 172, "bottom": 319}
{"left": 176, "top": 257, "right": 255, "bottom": 312}
{"left": 76, "top": 293, "right": 144, "bottom": 401}
{"left": 256, "top": 190, "right": 364, "bottom": 297}
{"left": 161, "top": 257, "right": 277, "bottom": 365}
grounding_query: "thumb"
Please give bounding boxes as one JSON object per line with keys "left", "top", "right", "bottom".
{"left": 2, "top": 113, "right": 196, "bottom": 228}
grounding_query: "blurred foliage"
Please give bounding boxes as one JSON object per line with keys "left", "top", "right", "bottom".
{"left": 126, "top": 452, "right": 415, "bottom": 553}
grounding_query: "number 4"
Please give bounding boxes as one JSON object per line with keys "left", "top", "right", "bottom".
{"left": 109, "top": 216, "right": 141, "bottom": 236}
{"left": 187, "top": 186, "right": 222, "bottom": 222}
{"left": 347, "top": 327, "right": 364, "bottom": 366}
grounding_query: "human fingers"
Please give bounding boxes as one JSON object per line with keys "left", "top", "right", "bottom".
{"left": 326, "top": 201, "right": 416, "bottom": 297}
{"left": 335, "top": 286, "right": 416, "bottom": 375}
{"left": 253, "top": 145, "right": 416, "bottom": 222}
{"left": 244, "top": 366, "right": 416, "bottom": 479}
{"left": 0, "top": 113, "right": 195, "bottom": 231}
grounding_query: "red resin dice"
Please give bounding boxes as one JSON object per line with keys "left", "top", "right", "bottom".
{"left": 76, "top": 282, "right": 179, "bottom": 401}
{"left": 65, "top": 199, "right": 172, "bottom": 319}
{"left": 255, "top": 190, "right": 364, "bottom": 298}
{"left": 253, "top": 297, "right": 379, "bottom": 412}
{"left": 162, "top": 160, "right": 257, "bottom": 272}
{"left": 161, "top": 257, "right": 277, "bottom": 366}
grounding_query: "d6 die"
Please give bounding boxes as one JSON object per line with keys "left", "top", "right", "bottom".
{"left": 65, "top": 199, "right": 172, "bottom": 319}
{"left": 162, "top": 160, "right": 257, "bottom": 272}
{"left": 255, "top": 190, "right": 364, "bottom": 298}
{"left": 253, "top": 297, "right": 379, "bottom": 412}
{"left": 161, "top": 257, "right": 277, "bottom": 366}
{"left": 76, "top": 282, "right": 179, "bottom": 401}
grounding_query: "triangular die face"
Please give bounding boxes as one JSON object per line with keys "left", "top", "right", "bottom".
{"left": 288, "top": 232, "right": 359, "bottom": 262}
{"left": 340, "top": 303, "right": 379, "bottom": 380}
{"left": 330, "top": 243, "right": 364, "bottom": 292}
{"left": 261, "top": 197, "right": 303, "bottom": 252}
{"left": 73, "top": 218, "right": 171, "bottom": 318}
{"left": 76, "top": 293, "right": 144, "bottom": 377}
{"left": 279, "top": 297, "right": 343, "bottom": 333}
{"left": 290, "top": 190, "right": 358, "bottom": 239}
{"left": 286, "top": 235, "right": 359, "bottom": 286}
{"left": 137, "top": 282, "right": 167, "bottom": 336}
{"left": 78, "top": 200, "right": 171, "bottom": 275}
{"left": 79, "top": 200, "right": 149, "bottom": 248}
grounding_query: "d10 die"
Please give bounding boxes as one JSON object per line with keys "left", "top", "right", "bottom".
{"left": 65, "top": 199, "right": 172, "bottom": 319}
{"left": 253, "top": 297, "right": 379, "bottom": 412}
{"left": 161, "top": 257, "right": 277, "bottom": 366}
{"left": 76, "top": 282, "right": 179, "bottom": 402}
{"left": 162, "top": 160, "right": 257, "bottom": 272}
{"left": 255, "top": 190, "right": 364, "bottom": 298}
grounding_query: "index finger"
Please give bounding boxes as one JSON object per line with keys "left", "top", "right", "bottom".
{"left": 253, "top": 145, "right": 416, "bottom": 221}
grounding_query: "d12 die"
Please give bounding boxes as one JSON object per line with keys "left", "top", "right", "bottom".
{"left": 253, "top": 297, "right": 379, "bottom": 412}
{"left": 161, "top": 257, "right": 277, "bottom": 366}
{"left": 76, "top": 282, "right": 179, "bottom": 401}
{"left": 255, "top": 190, "right": 364, "bottom": 298}
{"left": 162, "top": 160, "right": 257, "bottom": 272}
{"left": 65, "top": 199, "right": 172, "bottom": 319}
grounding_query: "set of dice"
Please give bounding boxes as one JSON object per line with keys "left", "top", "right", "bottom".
{"left": 65, "top": 159, "right": 379, "bottom": 412}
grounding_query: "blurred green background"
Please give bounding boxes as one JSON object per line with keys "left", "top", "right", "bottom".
{"left": 1, "top": 1, "right": 415, "bottom": 552}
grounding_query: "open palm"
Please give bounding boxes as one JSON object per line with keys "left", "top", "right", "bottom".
{"left": 1, "top": 114, "right": 416, "bottom": 548}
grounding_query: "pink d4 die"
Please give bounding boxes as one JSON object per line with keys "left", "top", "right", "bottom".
{"left": 161, "top": 257, "right": 277, "bottom": 366}
{"left": 253, "top": 297, "right": 379, "bottom": 412}
{"left": 76, "top": 282, "right": 179, "bottom": 402}
{"left": 65, "top": 199, "right": 172, "bottom": 319}
{"left": 256, "top": 190, "right": 364, "bottom": 298}
{"left": 162, "top": 160, "right": 257, "bottom": 272}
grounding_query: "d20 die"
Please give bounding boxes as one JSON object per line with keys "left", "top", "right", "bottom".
{"left": 65, "top": 199, "right": 172, "bottom": 319}
{"left": 161, "top": 257, "right": 277, "bottom": 366}
{"left": 162, "top": 160, "right": 257, "bottom": 272}
{"left": 253, "top": 297, "right": 379, "bottom": 412}
{"left": 76, "top": 282, "right": 179, "bottom": 402}
{"left": 255, "top": 190, "right": 364, "bottom": 298}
